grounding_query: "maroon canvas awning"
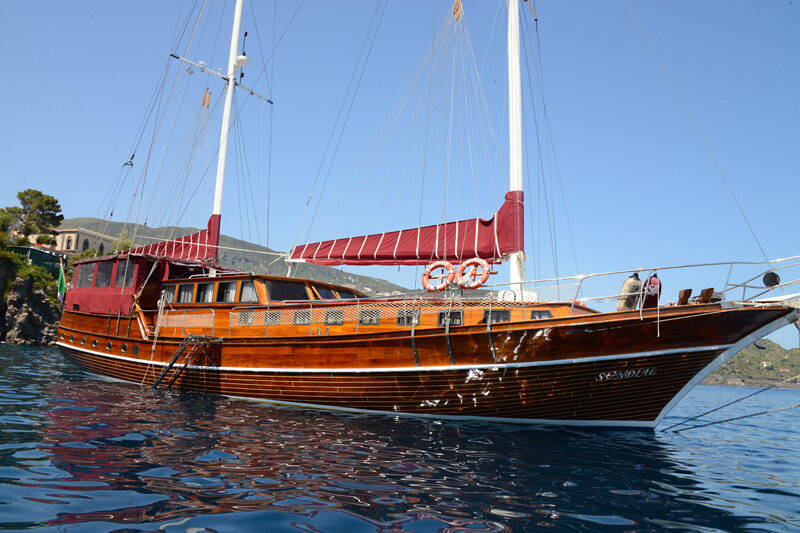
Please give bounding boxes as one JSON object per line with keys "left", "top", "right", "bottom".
{"left": 122, "top": 214, "right": 221, "bottom": 263}
{"left": 290, "top": 191, "right": 523, "bottom": 266}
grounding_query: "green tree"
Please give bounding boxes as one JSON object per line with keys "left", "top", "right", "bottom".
{"left": 2, "top": 189, "right": 64, "bottom": 245}
{"left": 36, "top": 235, "right": 57, "bottom": 246}
{"left": 113, "top": 230, "right": 133, "bottom": 253}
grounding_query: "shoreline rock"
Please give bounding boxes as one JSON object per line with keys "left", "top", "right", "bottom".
{"left": 1, "top": 276, "right": 61, "bottom": 346}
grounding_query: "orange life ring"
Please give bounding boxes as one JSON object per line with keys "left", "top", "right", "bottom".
{"left": 456, "top": 257, "right": 491, "bottom": 289}
{"left": 422, "top": 261, "right": 456, "bottom": 292}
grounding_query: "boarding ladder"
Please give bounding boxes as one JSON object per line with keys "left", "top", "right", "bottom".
{"left": 153, "top": 335, "right": 221, "bottom": 389}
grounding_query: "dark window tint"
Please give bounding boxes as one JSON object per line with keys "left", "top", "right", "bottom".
{"left": 324, "top": 309, "right": 344, "bottom": 325}
{"left": 267, "top": 281, "right": 308, "bottom": 301}
{"left": 483, "top": 309, "right": 511, "bottom": 324}
{"left": 196, "top": 283, "right": 214, "bottom": 303}
{"left": 115, "top": 259, "right": 136, "bottom": 287}
{"left": 76, "top": 264, "right": 94, "bottom": 288}
{"left": 315, "top": 286, "right": 337, "bottom": 299}
{"left": 358, "top": 309, "right": 381, "bottom": 326}
{"left": 438, "top": 311, "right": 462, "bottom": 327}
{"left": 177, "top": 284, "right": 194, "bottom": 304}
{"left": 396, "top": 310, "right": 420, "bottom": 326}
{"left": 217, "top": 282, "right": 237, "bottom": 303}
{"left": 240, "top": 281, "right": 258, "bottom": 302}
{"left": 337, "top": 290, "right": 356, "bottom": 299}
{"left": 530, "top": 310, "right": 553, "bottom": 320}
{"left": 161, "top": 285, "right": 176, "bottom": 304}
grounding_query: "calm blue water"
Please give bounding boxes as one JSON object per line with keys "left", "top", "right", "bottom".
{"left": 0, "top": 345, "right": 798, "bottom": 532}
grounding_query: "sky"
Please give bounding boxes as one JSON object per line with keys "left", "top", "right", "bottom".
{"left": 1, "top": 0, "right": 799, "bottom": 345}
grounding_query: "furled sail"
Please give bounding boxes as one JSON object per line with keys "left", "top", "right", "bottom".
{"left": 290, "top": 192, "right": 523, "bottom": 266}
{"left": 122, "top": 214, "right": 221, "bottom": 263}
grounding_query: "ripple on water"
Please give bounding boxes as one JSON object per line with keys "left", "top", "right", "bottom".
{"left": 0, "top": 345, "right": 798, "bottom": 531}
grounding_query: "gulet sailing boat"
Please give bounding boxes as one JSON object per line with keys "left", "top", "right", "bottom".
{"left": 56, "top": 0, "right": 800, "bottom": 428}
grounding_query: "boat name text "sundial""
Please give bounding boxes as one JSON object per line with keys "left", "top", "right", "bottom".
{"left": 594, "top": 368, "right": 657, "bottom": 382}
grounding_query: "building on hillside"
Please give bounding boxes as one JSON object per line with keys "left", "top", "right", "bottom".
{"left": 18, "top": 227, "right": 116, "bottom": 255}
{"left": 8, "top": 246, "right": 69, "bottom": 277}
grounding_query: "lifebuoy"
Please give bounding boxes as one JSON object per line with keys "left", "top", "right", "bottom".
{"left": 422, "top": 261, "right": 455, "bottom": 292}
{"left": 456, "top": 257, "right": 491, "bottom": 289}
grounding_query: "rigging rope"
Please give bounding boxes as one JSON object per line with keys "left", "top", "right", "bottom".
{"left": 623, "top": 0, "right": 769, "bottom": 263}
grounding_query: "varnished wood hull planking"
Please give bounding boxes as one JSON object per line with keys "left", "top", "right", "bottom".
{"left": 56, "top": 304, "right": 796, "bottom": 426}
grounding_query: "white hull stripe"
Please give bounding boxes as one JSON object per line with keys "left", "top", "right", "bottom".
{"left": 56, "top": 342, "right": 732, "bottom": 374}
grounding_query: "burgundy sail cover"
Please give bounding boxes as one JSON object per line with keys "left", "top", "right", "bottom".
{"left": 124, "top": 214, "right": 221, "bottom": 262}
{"left": 291, "top": 191, "right": 523, "bottom": 266}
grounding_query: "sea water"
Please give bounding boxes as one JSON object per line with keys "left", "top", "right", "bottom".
{"left": 0, "top": 344, "right": 798, "bottom": 532}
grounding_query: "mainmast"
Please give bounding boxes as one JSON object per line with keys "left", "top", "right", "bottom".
{"left": 212, "top": 0, "right": 247, "bottom": 216}
{"left": 507, "top": 0, "right": 525, "bottom": 288}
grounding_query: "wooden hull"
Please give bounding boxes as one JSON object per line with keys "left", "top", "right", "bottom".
{"left": 55, "top": 304, "right": 797, "bottom": 427}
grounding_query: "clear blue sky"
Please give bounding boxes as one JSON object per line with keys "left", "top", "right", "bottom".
{"left": 1, "top": 1, "right": 799, "bottom": 344}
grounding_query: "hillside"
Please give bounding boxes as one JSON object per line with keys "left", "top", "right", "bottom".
{"left": 61, "top": 218, "right": 405, "bottom": 296}
{"left": 704, "top": 338, "right": 800, "bottom": 388}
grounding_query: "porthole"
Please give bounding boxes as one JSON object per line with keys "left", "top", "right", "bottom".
{"left": 132, "top": 345, "right": 139, "bottom": 355}
{"left": 105, "top": 342, "right": 112, "bottom": 351}
{"left": 80, "top": 337, "right": 86, "bottom": 345}
{"left": 60, "top": 333, "right": 65, "bottom": 340}
{"left": 121, "top": 343, "right": 127, "bottom": 353}
{"left": 92, "top": 339, "right": 98, "bottom": 348}
{"left": 69, "top": 335, "right": 75, "bottom": 343}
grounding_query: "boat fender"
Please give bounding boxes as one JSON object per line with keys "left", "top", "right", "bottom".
{"left": 456, "top": 257, "right": 491, "bottom": 289}
{"left": 642, "top": 273, "right": 662, "bottom": 309}
{"left": 617, "top": 272, "right": 642, "bottom": 312}
{"left": 422, "top": 261, "right": 456, "bottom": 292}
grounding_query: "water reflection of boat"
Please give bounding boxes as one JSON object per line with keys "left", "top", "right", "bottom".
{"left": 54, "top": 1, "right": 800, "bottom": 427}
{"left": 28, "top": 376, "right": 769, "bottom": 530}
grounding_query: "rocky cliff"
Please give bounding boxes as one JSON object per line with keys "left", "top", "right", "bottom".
{"left": 0, "top": 252, "right": 61, "bottom": 346}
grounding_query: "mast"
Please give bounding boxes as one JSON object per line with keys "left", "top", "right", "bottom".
{"left": 507, "top": 0, "right": 525, "bottom": 288}
{"left": 212, "top": 0, "right": 246, "bottom": 216}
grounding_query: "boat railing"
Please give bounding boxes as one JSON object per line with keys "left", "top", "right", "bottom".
{"left": 157, "top": 308, "right": 216, "bottom": 337}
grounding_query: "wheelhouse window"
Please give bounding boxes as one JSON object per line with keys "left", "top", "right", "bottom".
{"left": 95, "top": 262, "right": 113, "bottom": 287}
{"left": 217, "top": 281, "right": 237, "bottom": 303}
{"left": 196, "top": 282, "right": 214, "bottom": 303}
{"left": 530, "top": 310, "right": 553, "bottom": 320}
{"left": 396, "top": 309, "right": 420, "bottom": 326}
{"left": 267, "top": 280, "right": 309, "bottom": 301}
{"left": 314, "top": 286, "right": 337, "bottom": 299}
{"left": 438, "top": 310, "right": 462, "bottom": 327}
{"left": 177, "top": 284, "right": 194, "bottom": 304}
{"left": 115, "top": 259, "right": 136, "bottom": 287}
{"left": 239, "top": 280, "right": 259, "bottom": 302}
{"left": 483, "top": 309, "right": 511, "bottom": 324}
{"left": 161, "top": 285, "right": 176, "bottom": 304}
{"left": 337, "top": 290, "right": 356, "bottom": 299}
{"left": 76, "top": 264, "right": 94, "bottom": 288}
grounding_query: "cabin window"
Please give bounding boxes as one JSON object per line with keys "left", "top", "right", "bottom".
{"left": 69, "top": 335, "right": 74, "bottom": 343}
{"left": 337, "top": 290, "right": 356, "bottom": 299}
{"left": 267, "top": 280, "right": 309, "bottom": 301}
{"left": 217, "top": 281, "right": 237, "bottom": 303}
{"left": 76, "top": 264, "right": 95, "bottom": 288}
{"left": 196, "top": 283, "right": 214, "bottom": 303}
{"left": 115, "top": 259, "right": 136, "bottom": 287}
{"left": 177, "top": 284, "right": 194, "bottom": 304}
{"left": 358, "top": 309, "right": 381, "bottom": 326}
{"left": 92, "top": 339, "right": 98, "bottom": 348}
{"left": 121, "top": 343, "right": 127, "bottom": 353}
{"left": 315, "top": 286, "right": 337, "bottom": 299}
{"left": 239, "top": 281, "right": 259, "bottom": 302}
{"left": 161, "top": 285, "right": 176, "bottom": 304}
{"left": 105, "top": 342, "right": 112, "bottom": 351}
{"left": 237, "top": 310, "right": 254, "bottom": 326}
{"left": 80, "top": 337, "right": 85, "bottom": 345}
{"left": 293, "top": 309, "right": 311, "bottom": 325}
{"left": 483, "top": 309, "right": 511, "bottom": 324}
{"left": 95, "top": 262, "right": 113, "bottom": 287}
{"left": 324, "top": 309, "right": 344, "bottom": 325}
{"left": 396, "top": 309, "right": 420, "bottom": 326}
{"left": 265, "top": 311, "right": 282, "bottom": 325}
{"left": 438, "top": 311, "right": 462, "bottom": 327}
{"left": 530, "top": 310, "right": 553, "bottom": 320}
{"left": 60, "top": 333, "right": 64, "bottom": 340}
{"left": 132, "top": 345, "right": 139, "bottom": 355}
